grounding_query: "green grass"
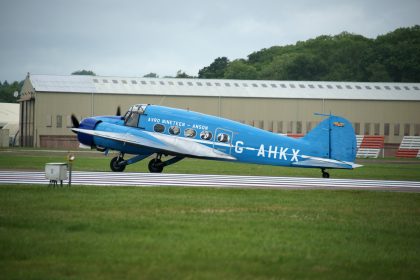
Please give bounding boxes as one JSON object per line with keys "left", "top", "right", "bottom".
{"left": 1, "top": 149, "right": 420, "bottom": 181}
{"left": 0, "top": 185, "right": 419, "bottom": 280}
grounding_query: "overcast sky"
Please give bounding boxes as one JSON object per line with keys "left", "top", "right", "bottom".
{"left": 1, "top": 0, "right": 419, "bottom": 82}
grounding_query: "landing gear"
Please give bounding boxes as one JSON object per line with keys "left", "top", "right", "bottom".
{"left": 110, "top": 154, "right": 126, "bottom": 172}
{"left": 321, "top": 168, "right": 330, "bottom": 178}
{"left": 148, "top": 154, "right": 185, "bottom": 173}
{"left": 148, "top": 158, "right": 164, "bottom": 173}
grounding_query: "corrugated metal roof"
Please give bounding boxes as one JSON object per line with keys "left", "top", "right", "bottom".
{"left": 26, "top": 74, "right": 420, "bottom": 101}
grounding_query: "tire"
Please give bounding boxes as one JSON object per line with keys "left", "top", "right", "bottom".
{"left": 148, "top": 158, "right": 164, "bottom": 173}
{"left": 110, "top": 156, "right": 126, "bottom": 172}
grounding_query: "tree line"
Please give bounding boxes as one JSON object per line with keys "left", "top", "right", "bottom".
{"left": 198, "top": 26, "right": 420, "bottom": 82}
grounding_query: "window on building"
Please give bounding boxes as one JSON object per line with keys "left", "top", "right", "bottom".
{"left": 296, "top": 121, "right": 302, "bottom": 134}
{"left": 384, "top": 123, "right": 390, "bottom": 136}
{"left": 306, "top": 121, "right": 312, "bottom": 133}
{"left": 354, "top": 123, "right": 360, "bottom": 135}
{"left": 56, "top": 115, "right": 62, "bottom": 128}
{"left": 414, "top": 124, "right": 420, "bottom": 136}
{"left": 364, "top": 123, "right": 371, "bottom": 135}
{"left": 394, "top": 123, "right": 400, "bottom": 136}
{"left": 404, "top": 124, "right": 410, "bottom": 136}
{"left": 46, "top": 115, "right": 52, "bottom": 127}
{"left": 287, "top": 121, "right": 293, "bottom": 134}
{"left": 374, "top": 123, "right": 380, "bottom": 135}
{"left": 277, "top": 121, "right": 283, "bottom": 133}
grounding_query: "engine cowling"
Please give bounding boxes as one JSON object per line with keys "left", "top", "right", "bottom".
{"left": 77, "top": 117, "right": 102, "bottom": 147}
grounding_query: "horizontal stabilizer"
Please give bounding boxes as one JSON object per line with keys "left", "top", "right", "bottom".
{"left": 292, "top": 156, "right": 362, "bottom": 169}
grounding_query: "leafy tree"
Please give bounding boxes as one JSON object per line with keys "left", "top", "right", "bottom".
{"left": 224, "top": 60, "right": 257, "bottom": 80}
{"left": 71, "top": 70, "right": 96, "bottom": 76}
{"left": 198, "top": 57, "right": 229, "bottom": 78}
{"left": 175, "top": 70, "right": 193, "bottom": 78}
{"left": 143, "top": 72, "right": 159, "bottom": 78}
{"left": 0, "top": 80, "right": 22, "bottom": 103}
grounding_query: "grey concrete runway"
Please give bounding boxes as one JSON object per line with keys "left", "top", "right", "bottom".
{"left": 1, "top": 170, "right": 420, "bottom": 192}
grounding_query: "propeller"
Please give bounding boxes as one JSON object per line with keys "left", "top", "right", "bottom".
{"left": 71, "top": 114, "right": 79, "bottom": 128}
{"left": 116, "top": 106, "right": 121, "bottom": 116}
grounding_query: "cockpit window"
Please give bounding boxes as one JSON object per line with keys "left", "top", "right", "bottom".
{"left": 125, "top": 112, "right": 139, "bottom": 127}
{"left": 124, "top": 104, "right": 147, "bottom": 127}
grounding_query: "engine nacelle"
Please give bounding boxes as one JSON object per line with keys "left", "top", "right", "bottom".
{"left": 77, "top": 117, "right": 102, "bottom": 147}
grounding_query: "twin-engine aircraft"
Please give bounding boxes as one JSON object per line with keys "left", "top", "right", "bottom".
{"left": 71, "top": 104, "right": 361, "bottom": 178}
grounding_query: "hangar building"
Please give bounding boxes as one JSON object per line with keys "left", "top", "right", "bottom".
{"left": 19, "top": 74, "right": 420, "bottom": 152}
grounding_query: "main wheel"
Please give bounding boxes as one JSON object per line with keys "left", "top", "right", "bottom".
{"left": 110, "top": 156, "right": 126, "bottom": 172}
{"left": 322, "top": 171, "right": 330, "bottom": 178}
{"left": 148, "top": 158, "right": 164, "bottom": 173}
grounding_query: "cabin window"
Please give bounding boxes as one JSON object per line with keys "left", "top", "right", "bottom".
{"left": 200, "top": 131, "right": 212, "bottom": 140}
{"left": 184, "top": 128, "right": 196, "bottom": 138}
{"left": 404, "top": 124, "right": 410, "bottom": 136}
{"left": 154, "top": 124, "right": 165, "bottom": 133}
{"left": 169, "top": 126, "right": 180, "bottom": 135}
{"left": 354, "top": 123, "right": 360, "bottom": 135}
{"left": 217, "top": 133, "right": 230, "bottom": 143}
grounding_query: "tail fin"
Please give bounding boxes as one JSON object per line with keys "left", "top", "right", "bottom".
{"left": 302, "top": 115, "right": 357, "bottom": 163}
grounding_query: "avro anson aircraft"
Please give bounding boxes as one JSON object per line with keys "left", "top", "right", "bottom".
{"left": 71, "top": 104, "right": 361, "bottom": 178}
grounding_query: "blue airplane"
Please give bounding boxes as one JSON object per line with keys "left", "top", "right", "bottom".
{"left": 71, "top": 104, "right": 361, "bottom": 178}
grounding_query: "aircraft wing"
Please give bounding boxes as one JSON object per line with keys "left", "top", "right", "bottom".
{"left": 292, "top": 155, "right": 362, "bottom": 169}
{"left": 72, "top": 128, "right": 236, "bottom": 160}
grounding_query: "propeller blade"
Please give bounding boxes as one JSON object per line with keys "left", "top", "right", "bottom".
{"left": 116, "top": 106, "right": 121, "bottom": 116}
{"left": 71, "top": 114, "right": 80, "bottom": 128}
